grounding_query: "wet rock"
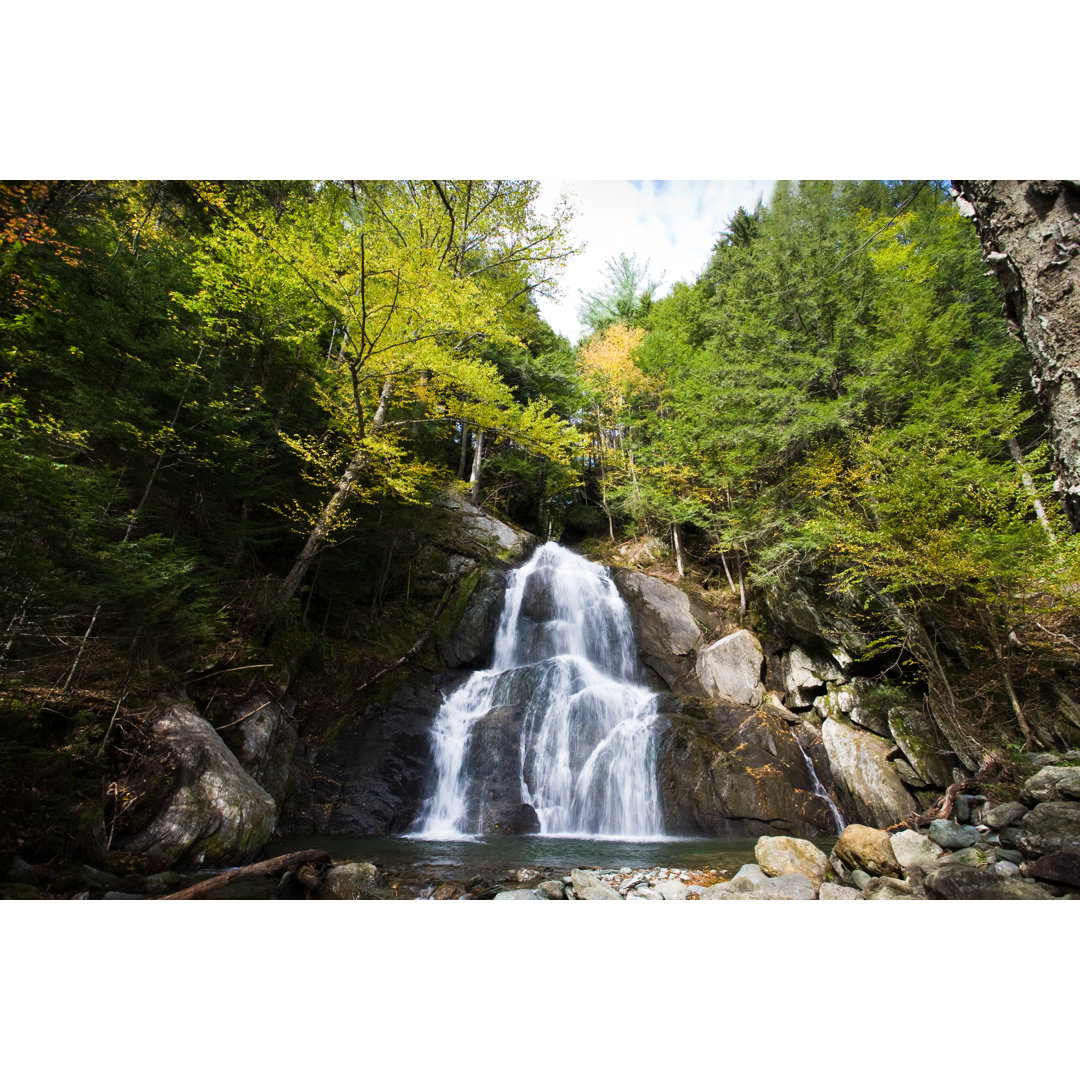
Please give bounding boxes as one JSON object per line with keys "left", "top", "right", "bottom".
{"left": 537, "top": 880, "right": 567, "bottom": 899}
{"left": 657, "top": 700, "right": 843, "bottom": 837}
{"left": 611, "top": 569, "right": 704, "bottom": 692}
{"left": 432, "top": 883, "right": 462, "bottom": 900}
{"left": 819, "top": 882, "right": 862, "bottom": 900}
{"left": 436, "top": 568, "right": 507, "bottom": 669}
{"left": 1016, "top": 801, "right": 1080, "bottom": 859}
{"left": 886, "top": 707, "right": 955, "bottom": 788}
{"left": 984, "top": 801, "right": 1028, "bottom": 830}
{"left": 928, "top": 820, "right": 982, "bottom": 850}
{"left": 1022, "top": 852, "right": 1080, "bottom": 890}
{"left": 822, "top": 720, "right": 917, "bottom": 829}
{"left": 888, "top": 829, "right": 945, "bottom": 872}
{"left": 695, "top": 629, "right": 765, "bottom": 707}
{"left": 116, "top": 702, "right": 278, "bottom": 871}
{"left": 754, "top": 835, "right": 829, "bottom": 891}
{"left": 1022, "top": 766, "right": 1080, "bottom": 805}
{"left": 833, "top": 824, "right": 903, "bottom": 878}
{"left": 925, "top": 864, "right": 1056, "bottom": 900}
{"left": 317, "top": 862, "right": 382, "bottom": 900}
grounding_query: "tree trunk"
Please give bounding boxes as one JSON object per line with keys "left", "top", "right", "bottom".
{"left": 955, "top": 180, "right": 1080, "bottom": 528}
{"left": 1007, "top": 436, "right": 1057, "bottom": 542}
{"left": 277, "top": 376, "right": 395, "bottom": 617}
{"left": 469, "top": 427, "right": 484, "bottom": 506}
{"left": 158, "top": 849, "right": 330, "bottom": 900}
{"left": 457, "top": 423, "right": 471, "bottom": 480}
{"left": 672, "top": 523, "right": 685, "bottom": 578}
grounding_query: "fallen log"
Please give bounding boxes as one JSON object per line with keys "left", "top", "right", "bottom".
{"left": 158, "top": 849, "right": 330, "bottom": 900}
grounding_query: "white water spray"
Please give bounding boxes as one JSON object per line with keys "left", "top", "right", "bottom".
{"left": 411, "top": 543, "right": 665, "bottom": 839}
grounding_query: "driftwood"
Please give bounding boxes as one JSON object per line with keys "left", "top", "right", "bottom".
{"left": 157, "top": 849, "right": 330, "bottom": 900}
{"left": 911, "top": 755, "right": 1006, "bottom": 828}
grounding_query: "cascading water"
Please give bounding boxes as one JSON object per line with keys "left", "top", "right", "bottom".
{"left": 410, "top": 542, "right": 665, "bottom": 839}
{"left": 794, "top": 737, "right": 846, "bottom": 834}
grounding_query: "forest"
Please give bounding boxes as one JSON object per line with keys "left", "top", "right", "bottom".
{"left": 2, "top": 178, "right": 1079, "bottom": 871}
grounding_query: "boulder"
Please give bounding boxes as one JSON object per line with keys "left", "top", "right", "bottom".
{"left": 316, "top": 862, "right": 382, "bottom": 900}
{"left": 851, "top": 869, "right": 873, "bottom": 891}
{"left": 886, "top": 707, "right": 955, "bottom": 788}
{"left": 888, "top": 829, "right": 945, "bottom": 872}
{"left": 833, "top": 824, "right": 903, "bottom": 878}
{"left": 493, "top": 888, "right": 543, "bottom": 900}
{"left": 733, "top": 863, "right": 769, "bottom": 885}
{"left": 819, "top": 882, "right": 862, "bottom": 900}
{"left": 861, "top": 877, "right": 919, "bottom": 900}
{"left": 925, "top": 865, "right": 1056, "bottom": 900}
{"left": 821, "top": 720, "right": 917, "bottom": 829}
{"left": 432, "top": 489, "right": 534, "bottom": 559}
{"left": 928, "top": 820, "right": 982, "bottom": 850}
{"left": 569, "top": 868, "right": 622, "bottom": 900}
{"left": 784, "top": 645, "right": 841, "bottom": 709}
{"left": 657, "top": 700, "right": 845, "bottom": 837}
{"left": 1022, "top": 766, "right": 1080, "bottom": 805}
{"left": 754, "top": 835, "right": 829, "bottom": 891}
{"left": 937, "top": 846, "right": 995, "bottom": 867}
{"left": 222, "top": 697, "right": 312, "bottom": 829}
{"left": 701, "top": 873, "right": 816, "bottom": 900}
{"left": 611, "top": 569, "right": 704, "bottom": 692}
{"left": 1022, "top": 852, "right": 1080, "bottom": 890}
{"left": 116, "top": 702, "right": 278, "bottom": 871}
{"left": 655, "top": 879, "right": 691, "bottom": 901}
{"left": 759, "top": 577, "right": 874, "bottom": 661}
{"left": 696, "top": 630, "right": 765, "bottom": 706}
{"left": 537, "top": 880, "right": 567, "bottom": 900}
{"left": 984, "top": 801, "right": 1028, "bottom": 830}
{"left": 1015, "top": 801, "right": 1080, "bottom": 859}
{"left": 463, "top": 704, "right": 539, "bottom": 835}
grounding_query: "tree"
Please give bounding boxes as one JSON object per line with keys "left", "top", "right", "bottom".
{"left": 578, "top": 252, "right": 663, "bottom": 334}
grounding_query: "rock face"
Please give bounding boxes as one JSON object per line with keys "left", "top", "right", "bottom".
{"left": 821, "top": 719, "right": 917, "bottom": 829}
{"left": 463, "top": 705, "right": 539, "bottom": 835}
{"left": 833, "top": 824, "right": 902, "bottom": 878}
{"left": 611, "top": 569, "right": 704, "bottom": 692}
{"left": 117, "top": 702, "right": 278, "bottom": 870}
{"left": 696, "top": 629, "right": 765, "bottom": 706}
{"left": 886, "top": 707, "right": 955, "bottom": 788}
{"left": 1022, "top": 766, "right": 1080, "bottom": 805}
{"left": 436, "top": 568, "right": 507, "bottom": 669}
{"left": 656, "top": 700, "right": 845, "bottom": 837}
{"left": 784, "top": 644, "right": 842, "bottom": 709}
{"left": 754, "top": 835, "right": 829, "bottom": 893}
{"left": 313, "top": 672, "right": 466, "bottom": 834}
{"left": 221, "top": 697, "right": 312, "bottom": 831}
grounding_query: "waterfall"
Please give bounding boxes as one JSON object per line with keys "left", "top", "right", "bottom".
{"left": 794, "top": 734, "right": 846, "bottom": 834}
{"left": 410, "top": 542, "right": 665, "bottom": 839}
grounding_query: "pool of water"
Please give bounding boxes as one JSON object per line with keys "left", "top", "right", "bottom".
{"left": 204, "top": 833, "right": 839, "bottom": 899}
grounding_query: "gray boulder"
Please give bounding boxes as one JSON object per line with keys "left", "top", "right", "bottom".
{"left": 925, "top": 864, "right": 1056, "bottom": 900}
{"left": 493, "top": 888, "right": 543, "bottom": 900}
{"left": 701, "top": 873, "right": 816, "bottom": 900}
{"left": 317, "top": 862, "right": 382, "bottom": 900}
{"left": 984, "top": 801, "right": 1028, "bottom": 830}
{"left": 819, "top": 882, "right": 862, "bottom": 900}
{"left": 886, "top": 707, "right": 955, "bottom": 788}
{"left": 696, "top": 630, "right": 765, "bottom": 706}
{"left": 862, "top": 877, "right": 920, "bottom": 900}
{"left": 733, "top": 863, "right": 769, "bottom": 885}
{"left": 1022, "top": 766, "right": 1080, "bottom": 805}
{"left": 784, "top": 644, "right": 841, "bottom": 709}
{"left": 822, "top": 721, "right": 917, "bottom": 829}
{"left": 888, "top": 829, "right": 945, "bottom": 872}
{"left": 928, "top": 820, "right": 982, "bottom": 850}
{"left": 1016, "top": 801, "right": 1080, "bottom": 859}
{"left": 611, "top": 569, "right": 703, "bottom": 692}
{"left": 655, "top": 879, "right": 691, "bottom": 901}
{"left": 570, "top": 869, "right": 622, "bottom": 900}
{"left": 117, "top": 702, "right": 278, "bottom": 871}
{"left": 1022, "top": 852, "right": 1080, "bottom": 890}
{"left": 436, "top": 568, "right": 507, "bottom": 669}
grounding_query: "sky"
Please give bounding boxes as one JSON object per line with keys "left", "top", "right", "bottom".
{"left": 533, "top": 180, "right": 773, "bottom": 344}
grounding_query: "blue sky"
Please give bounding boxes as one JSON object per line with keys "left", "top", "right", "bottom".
{"left": 534, "top": 179, "right": 774, "bottom": 343}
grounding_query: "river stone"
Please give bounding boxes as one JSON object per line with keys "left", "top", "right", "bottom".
{"left": 925, "top": 864, "right": 1056, "bottom": 900}
{"left": 733, "top": 863, "right": 769, "bottom": 884}
{"left": 578, "top": 885, "right": 624, "bottom": 901}
{"left": 851, "top": 869, "right": 873, "bottom": 890}
{"left": 822, "top": 720, "right": 917, "bottom": 829}
{"left": 861, "top": 876, "right": 918, "bottom": 900}
{"left": 886, "top": 707, "right": 955, "bottom": 788}
{"left": 1022, "top": 766, "right": 1080, "bottom": 805}
{"left": 995, "top": 860, "right": 1021, "bottom": 877}
{"left": 819, "top": 882, "right": 862, "bottom": 900}
{"left": 833, "top": 824, "right": 903, "bottom": 878}
{"left": 695, "top": 629, "right": 765, "bottom": 706}
{"left": 537, "top": 880, "right": 567, "bottom": 899}
{"left": 631, "top": 886, "right": 665, "bottom": 900}
{"left": 888, "top": 829, "right": 945, "bottom": 872}
{"left": 754, "top": 835, "right": 829, "bottom": 891}
{"left": 928, "top": 820, "right": 982, "bottom": 850}
{"left": 937, "top": 846, "right": 994, "bottom": 867}
{"left": 317, "top": 862, "right": 381, "bottom": 900}
{"left": 116, "top": 702, "right": 278, "bottom": 871}
{"left": 493, "top": 888, "right": 543, "bottom": 900}
{"left": 984, "top": 801, "right": 1028, "bottom": 830}
{"left": 1016, "top": 801, "right": 1080, "bottom": 858}
{"left": 611, "top": 568, "right": 703, "bottom": 692}
{"left": 702, "top": 873, "right": 817, "bottom": 900}
{"left": 1021, "top": 852, "right": 1080, "bottom": 889}
{"left": 655, "top": 879, "right": 691, "bottom": 901}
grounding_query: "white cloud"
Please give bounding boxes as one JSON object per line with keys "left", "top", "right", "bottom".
{"left": 534, "top": 179, "right": 774, "bottom": 344}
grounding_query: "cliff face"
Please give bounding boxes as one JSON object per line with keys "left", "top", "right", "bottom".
{"left": 955, "top": 181, "right": 1080, "bottom": 525}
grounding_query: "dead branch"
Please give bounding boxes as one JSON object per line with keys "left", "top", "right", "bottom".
{"left": 157, "top": 849, "right": 330, "bottom": 900}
